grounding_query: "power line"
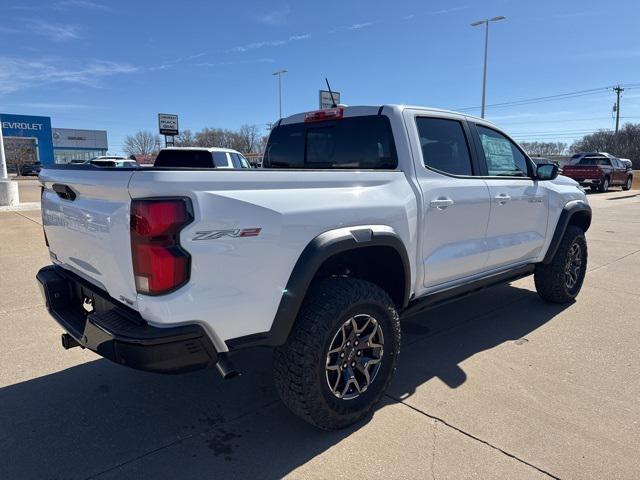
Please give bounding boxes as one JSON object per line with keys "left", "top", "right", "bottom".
{"left": 455, "top": 86, "right": 611, "bottom": 111}
{"left": 455, "top": 83, "right": 640, "bottom": 112}
{"left": 491, "top": 116, "right": 617, "bottom": 126}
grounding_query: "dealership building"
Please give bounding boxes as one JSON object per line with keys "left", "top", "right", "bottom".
{"left": 0, "top": 113, "right": 108, "bottom": 168}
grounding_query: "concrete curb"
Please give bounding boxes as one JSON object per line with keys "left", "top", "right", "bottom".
{"left": 0, "top": 202, "right": 40, "bottom": 212}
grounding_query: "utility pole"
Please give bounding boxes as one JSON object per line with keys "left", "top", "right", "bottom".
{"left": 272, "top": 69, "right": 288, "bottom": 119}
{"left": 613, "top": 85, "right": 624, "bottom": 133}
{"left": 471, "top": 16, "right": 506, "bottom": 119}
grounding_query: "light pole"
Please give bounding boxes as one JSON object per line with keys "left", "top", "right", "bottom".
{"left": 272, "top": 69, "right": 288, "bottom": 119}
{"left": 471, "top": 15, "right": 505, "bottom": 118}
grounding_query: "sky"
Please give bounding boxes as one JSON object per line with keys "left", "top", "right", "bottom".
{"left": 1, "top": 0, "right": 640, "bottom": 155}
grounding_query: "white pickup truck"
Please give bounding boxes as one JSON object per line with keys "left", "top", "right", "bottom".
{"left": 37, "top": 105, "right": 591, "bottom": 430}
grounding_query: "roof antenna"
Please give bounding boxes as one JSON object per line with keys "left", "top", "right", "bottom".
{"left": 325, "top": 78, "right": 337, "bottom": 108}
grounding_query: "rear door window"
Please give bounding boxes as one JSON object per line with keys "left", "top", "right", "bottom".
{"left": 416, "top": 117, "right": 474, "bottom": 176}
{"left": 264, "top": 115, "right": 398, "bottom": 169}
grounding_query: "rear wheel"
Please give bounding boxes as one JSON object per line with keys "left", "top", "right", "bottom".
{"left": 273, "top": 277, "right": 400, "bottom": 430}
{"left": 599, "top": 176, "right": 610, "bottom": 193}
{"left": 535, "top": 225, "right": 587, "bottom": 303}
{"left": 622, "top": 176, "right": 633, "bottom": 191}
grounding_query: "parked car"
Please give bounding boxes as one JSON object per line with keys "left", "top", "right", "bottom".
{"left": 37, "top": 105, "right": 590, "bottom": 430}
{"left": 19, "top": 162, "right": 42, "bottom": 176}
{"left": 619, "top": 158, "right": 634, "bottom": 171}
{"left": 154, "top": 147, "right": 252, "bottom": 168}
{"left": 563, "top": 152, "right": 632, "bottom": 192}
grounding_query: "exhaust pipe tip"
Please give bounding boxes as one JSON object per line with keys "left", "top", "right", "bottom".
{"left": 215, "top": 354, "right": 240, "bottom": 380}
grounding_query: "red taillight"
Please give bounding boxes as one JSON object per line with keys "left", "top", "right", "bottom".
{"left": 130, "top": 198, "right": 192, "bottom": 295}
{"left": 304, "top": 107, "right": 343, "bottom": 123}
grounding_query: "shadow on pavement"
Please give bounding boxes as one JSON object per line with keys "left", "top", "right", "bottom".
{"left": 0, "top": 283, "right": 569, "bottom": 479}
{"left": 393, "top": 284, "right": 571, "bottom": 398}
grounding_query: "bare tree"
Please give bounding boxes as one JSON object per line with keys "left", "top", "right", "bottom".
{"left": 174, "top": 129, "right": 196, "bottom": 147}
{"left": 123, "top": 131, "right": 162, "bottom": 156}
{"left": 4, "top": 139, "right": 37, "bottom": 175}
{"left": 237, "top": 124, "right": 262, "bottom": 153}
{"left": 519, "top": 141, "right": 568, "bottom": 156}
{"left": 258, "top": 134, "right": 269, "bottom": 153}
{"left": 195, "top": 128, "right": 230, "bottom": 148}
{"left": 138, "top": 125, "right": 269, "bottom": 155}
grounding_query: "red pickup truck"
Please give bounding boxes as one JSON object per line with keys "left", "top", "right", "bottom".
{"left": 563, "top": 153, "right": 633, "bottom": 192}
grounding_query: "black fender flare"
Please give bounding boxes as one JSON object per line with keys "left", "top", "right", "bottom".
{"left": 226, "top": 227, "right": 411, "bottom": 349}
{"left": 543, "top": 201, "right": 591, "bottom": 264}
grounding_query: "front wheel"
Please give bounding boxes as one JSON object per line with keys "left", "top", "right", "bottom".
{"left": 273, "top": 277, "right": 400, "bottom": 430}
{"left": 622, "top": 176, "right": 633, "bottom": 191}
{"left": 534, "top": 225, "right": 587, "bottom": 303}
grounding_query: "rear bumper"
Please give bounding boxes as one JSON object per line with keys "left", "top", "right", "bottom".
{"left": 577, "top": 179, "right": 601, "bottom": 185}
{"left": 36, "top": 265, "right": 218, "bottom": 374}
{"left": 563, "top": 176, "right": 601, "bottom": 185}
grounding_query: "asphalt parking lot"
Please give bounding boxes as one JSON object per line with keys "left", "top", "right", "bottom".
{"left": 1, "top": 179, "right": 639, "bottom": 479}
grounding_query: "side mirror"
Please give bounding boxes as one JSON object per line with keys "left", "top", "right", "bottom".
{"left": 536, "top": 163, "right": 559, "bottom": 181}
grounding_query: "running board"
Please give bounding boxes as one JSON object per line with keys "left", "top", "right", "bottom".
{"left": 402, "top": 264, "right": 535, "bottom": 318}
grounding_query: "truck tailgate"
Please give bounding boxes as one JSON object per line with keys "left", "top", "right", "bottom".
{"left": 562, "top": 165, "right": 601, "bottom": 179}
{"left": 39, "top": 168, "right": 138, "bottom": 308}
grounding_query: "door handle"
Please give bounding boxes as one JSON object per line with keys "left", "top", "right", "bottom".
{"left": 430, "top": 197, "right": 454, "bottom": 210}
{"left": 494, "top": 194, "right": 511, "bottom": 205}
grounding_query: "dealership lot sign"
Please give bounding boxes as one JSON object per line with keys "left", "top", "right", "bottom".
{"left": 158, "top": 114, "right": 179, "bottom": 136}
{"left": 319, "top": 90, "right": 341, "bottom": 109}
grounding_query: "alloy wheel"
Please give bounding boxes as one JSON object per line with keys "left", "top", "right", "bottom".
{"left": 325, "top": 314, "right": 384, "bottom": 400}
{"left": 565, "top": 242, "right": 582, "bottom": 289}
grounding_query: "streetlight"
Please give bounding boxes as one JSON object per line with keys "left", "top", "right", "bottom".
{"left": 470, "top": 15, "right": 505, "bottom": 118}
{"left": 272, "top": 69, "right": 288, "bottom": 119}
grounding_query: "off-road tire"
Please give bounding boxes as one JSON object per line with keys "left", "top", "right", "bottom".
{"left": 622, "top": 176, "right": 633, "bottom": 191}
{"left": 534, "top": 225, "right": 587, "bottom": 303}
{"left": 598, "top": 176, "right": 610, "bottom": 193}
{"left": 273, "top": 277, "right": 400, "bottom": 430}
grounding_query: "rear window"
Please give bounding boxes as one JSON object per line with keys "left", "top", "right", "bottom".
{"left": 578, "top": 158, "right": 610, "bottom": 166}
{"left": 155, "top": 150, "right": 214, "bottom": 168}
{"left": 264, "top": 115, "right": 398, "bottom": 169}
